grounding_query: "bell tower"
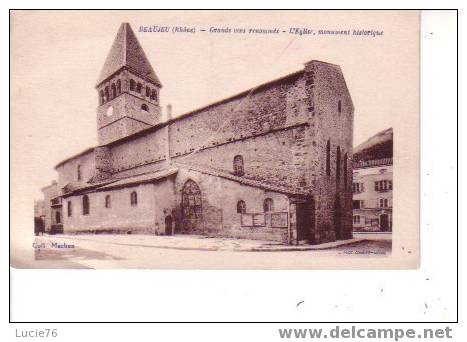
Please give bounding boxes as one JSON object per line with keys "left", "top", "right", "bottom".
{"left": 96, "top": 23, "right": 162, "bottom": 145}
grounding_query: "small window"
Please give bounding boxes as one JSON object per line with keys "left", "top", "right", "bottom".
{"left": 353, "top": 183, "right": 364, "bottom": 193}
{"left": 151, "top": 89, "right": 157, "bottom": 101}
{"left": 136, "top": 83, "right": 142, "bottom": 93}
{"left": 77, "top": 165, "right": 81, "bottom": 181}
{"left": 338, "top": 100, "right": 342, "bottom": 113}
{"left": 353, "top": 200, "right": 363, "bottom": 209}
{"left": 375, "top": 180, "right": 392, "bottom": 192}
{"left": 104, "top": 87, "right": 109, "bottom": 102}
{"left": 141, "top": 104, "right": 149, "bottom": 112}
{"left": 233, "top": 155, "right": 244, "bottom": 176}
{"left": 130, "top": 191, "right": 138, "bottom": 206}
{"left": 67, "top": 201, "right": 72, "bottom": 217}
{"left": 237, "top": 200, "right": 246, "bottom": 214}
{"left": 263, "top": 198, "right": 274, "bottom": 212}
{"left": 82, "top": 195, "right": 90, "bottom": 215}
{"left": 116, "top": 79, "right": 121, "bottom": 94}
{"left": 146, "top": 86, "right": 150, "bottom": 97}
{"left": 379, "top": 198, "right": 389, "bottom": 208}
{"left": 353, "top": 215, "right": 360, "bottom": 224}
{"left": 99, "top": 90, "right": 105, "bottom": 105}
{"left": 326, "top": 140, "right": 331, "bottom": 176}
{"left": 130, "top": 79, "right": 136, "bottom": 91}
{"left": 105, "top": 195, "right": 111, "bottom": 209}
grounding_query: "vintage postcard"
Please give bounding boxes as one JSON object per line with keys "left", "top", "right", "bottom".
{"left": 10, "top": 10, "right": 420, "bottom": 269}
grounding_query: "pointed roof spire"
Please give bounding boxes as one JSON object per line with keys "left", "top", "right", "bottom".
{"left": 96, "top": 23, "right": 161, "bottom": 87}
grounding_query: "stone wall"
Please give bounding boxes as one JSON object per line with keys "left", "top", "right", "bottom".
{"left": 62, "top": 181, "right": 175, "bottom": 234}
{"left": 56, "top": 149, "right": 95, "bottom": 190}
{"left": 173, "top": 167, "right": 291, "bottom": 242}
{"left": 305, "top": 61, "right": 354, "bottom": 242}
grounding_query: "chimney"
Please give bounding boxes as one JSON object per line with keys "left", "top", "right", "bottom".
{"left": 166, "top": 104, "right": 172, "bottom": 122}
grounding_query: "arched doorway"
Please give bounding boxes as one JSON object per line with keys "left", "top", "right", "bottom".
{"left": 334, "top": 195, "right": 342, "bottom": 240}
{"left": 165, "top": 215, "right": 173, "bottom": 235}
{"left": 181, "top": 180, "right": 202, "bottom": 232}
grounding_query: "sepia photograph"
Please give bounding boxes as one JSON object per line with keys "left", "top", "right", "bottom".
{"left": 11, "top": 10, "right": 419, "bottom": 269}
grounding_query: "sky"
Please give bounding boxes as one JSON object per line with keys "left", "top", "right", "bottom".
{"left": 11, "top": 10, "right": 419, "bottom": 203}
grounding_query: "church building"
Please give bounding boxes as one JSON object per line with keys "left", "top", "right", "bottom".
{"left": 39, "top": 23, "right": 354, "bottom": 245}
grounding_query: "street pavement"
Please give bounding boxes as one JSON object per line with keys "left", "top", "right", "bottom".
{"left": 16, "top": 233, "right": 392, "bottom": 269}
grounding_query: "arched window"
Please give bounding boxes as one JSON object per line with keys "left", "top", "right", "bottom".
{"left": 344, "top": 153, "right": 348, "bottom": 190}
{"left": 338, "top": 100, "right": 342, "bottom": 114}
{"left": 237, "top": 200, "right": 246, "bottom": 214}
{"left": 55, "top": 211, "right": 61, "bottom": 224}
{"left": 326, "top": 140, "right": 331, "bottom": 176}
{"left": 181, "top": 180, "right": 202, "bottom": 230}
{"left": 111, "top": 83, "right": 116, "bottom": 99}
{"left": 67, "top": 201, "right": 72, "bottom": 217}
{"left": 136, "top": 83, "right": 142, "bottom": 93}
{"left": 116, "top": 79, "right": 121, "bottom": 94}
{"left": 105, "top": 195, "right": 111, "bottom": 209}
{"left": 233, "top": 155, "right": 244, "bottom": 176}
{"left": 130, "top": 191, "right": 138, "bottom": 206}
{"left": 336, "top": 146, "right": 341, "bottom": 181}
{"left": 151, "top": 89, "right": 157, "bottom": 101}
{"left": 104, "top": 86, "right": 109, "bottom": 102}
{"left": 130, "top": 79, "right": 136, "bottom": 91}
{"left": 263, "top": 198, "right": 274, "bottom": 212}
{"left": 99, "top": 90, "right": 105, "bottom": 105}
{"left": 141, "top": 104, "right": 149, "bottom": 112}
{"left": 82, "top": 195, "right": 90, "bottom": 215}
{"left": 146, "top": 86, "right": 150, "bottom": 97}
{"left": 77, "top": 165, "right": 81, "bottom": 181}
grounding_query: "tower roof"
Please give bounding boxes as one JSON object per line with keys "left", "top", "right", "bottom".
{"left": 96, "top": 23, "right": 161, "bottom": 87}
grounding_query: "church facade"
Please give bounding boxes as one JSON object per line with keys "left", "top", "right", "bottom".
{"left": 39, "top": 23, "right": 354, "bottom": 245}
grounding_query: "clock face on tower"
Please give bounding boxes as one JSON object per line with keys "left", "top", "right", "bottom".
{"left": 106, "top": 106, "right": 113, "bottom": 117}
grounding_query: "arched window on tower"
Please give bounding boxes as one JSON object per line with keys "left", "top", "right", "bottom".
{"left": 344, "top": 153, "right": 348, "bottom": 190}
{"left": 336, "top": 146, "right": 341, "bottom": 181}
{"left": 136, "top": 83, "right": 142, "bottom": 94}
{"left": 146, "top": 86, "right": 150, "bottom": 97}
{"left": 104, "top": 87, "right": 109, "bottom": 102}
{"left": 141, "top": 104, "right": 149, "bottom": 112}
{"left": 82, "top": 195, "right": 90, "bottom": 215}
{"left": 233, "top": 155, "right": 244, "bottom": 176}
{"left": 116, "top": 80, "right": 121, "bottom": 94}
{"left": 326, "top": 140, "right": 331, "bottom": 176}
{"left": 263, "top": 198, "right": 274, "bottom": 213}
{"left": 77, "top": 164, "right": 81, "bottom": 181}
{"left": 130, "top": 191, "right": 138, "bottom": 206}
{"left": 111, "top": 83, "right": 116, "bottom": 99}
{"left": 99, "top": 90, "right": 105, "bottom": 105}
{"left": 237, "top": 200, "right": 246, "bottom": 214}
{"left": 338, "top": 100, "right": 342, "bottom": 114}
{"left": 130, "top": 79, "right": 136, "bottom": 91}
{"left": 151, "top": 89, "right": 157, "bottom": 101}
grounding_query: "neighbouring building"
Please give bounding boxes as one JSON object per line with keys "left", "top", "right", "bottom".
{"left": 33, "top": 200, "right": 45, "bottom": 235}
{"left": 36, "top": 22, "right": 355, "bottom": 245}
{"left": 352, "top": 128, "right": 393, "bottom": 232}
